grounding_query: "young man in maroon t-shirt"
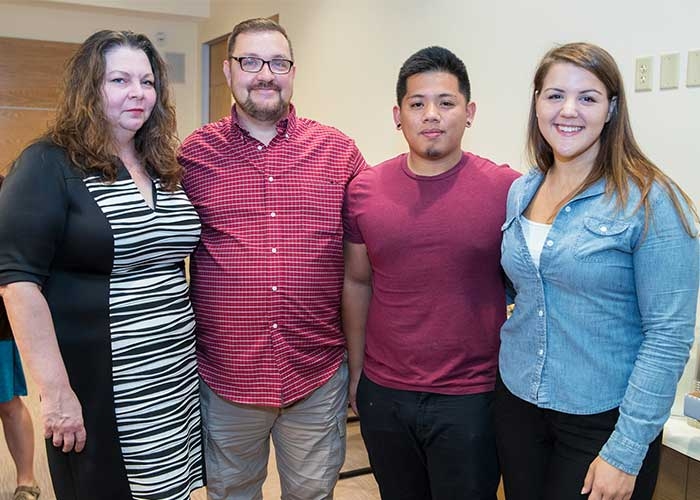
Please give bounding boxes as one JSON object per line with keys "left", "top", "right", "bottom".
{"left": 343, "top": 46, "right": 520, "bottom": 500}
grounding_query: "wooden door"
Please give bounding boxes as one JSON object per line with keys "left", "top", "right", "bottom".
{"left": 0, "top": 37, "right": 79, "bottom": 175}
{"left": 208, "top": 34, "right": 232, "bottom": 123}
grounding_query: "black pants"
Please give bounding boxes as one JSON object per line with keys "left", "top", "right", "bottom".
{"left": 493, "top": 376, "right": 661, "bottom": 500}
{"left": 357, "top": 373, "right": 499, "bottom": 500}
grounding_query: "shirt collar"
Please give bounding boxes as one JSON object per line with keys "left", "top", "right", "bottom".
{"left": 518, "top": 168, "right": 607, "bottom": 213}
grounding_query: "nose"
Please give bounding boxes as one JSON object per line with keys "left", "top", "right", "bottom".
{"left": 422, "top": 102, "right": 440, "bottom": 121}
{"left": 128, "top": 82, "right": 144, "bottom": 99}
{"left": 560, "top": 96, "right": 578, "bottom": 117}
{"left": 255, "top": 62, "right": 275, "bottom": 80}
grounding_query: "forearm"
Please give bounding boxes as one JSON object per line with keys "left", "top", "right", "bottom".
{"left": 342, "top": 279, "right": 372, "bottom": 380}
{"left": 1, "top": 282, "right": 72, "bottom": 396}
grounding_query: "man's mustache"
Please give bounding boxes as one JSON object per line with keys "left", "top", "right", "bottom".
{"left": 250, "top": 83, "right": 281, "bottom": 91}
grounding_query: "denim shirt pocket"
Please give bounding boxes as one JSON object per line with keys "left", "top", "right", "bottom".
{"left": 574, "top": 216, "right": 631, "bottom": 263}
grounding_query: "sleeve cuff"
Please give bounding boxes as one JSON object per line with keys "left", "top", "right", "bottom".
{"left": 599, "top": 429, "right": 649, "bottom": 475}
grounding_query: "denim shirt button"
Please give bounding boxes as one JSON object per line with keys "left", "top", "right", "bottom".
{"left": 538, "top": 310, "right": 544, "bottom": 317}
{"left": 538, "top": 349, "right": 544, "bottom": 356}
{"left": 546, "top": 240, "right": 554, "bottom": 247}
{"left": 565, "top": 206, "right": 571, "bottom": 212}
{"left": 600, "top": 225, "right": 608, "bottom": 232}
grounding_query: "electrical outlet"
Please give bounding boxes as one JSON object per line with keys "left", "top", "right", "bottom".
{"left": 660, "top": 53, "right": 680, "bottom": 89}
{"left": 635, "top": 56, "right": 653, "bottom": 92}
{"left": 687, "top": 50, "right": 700, "bottom": 87}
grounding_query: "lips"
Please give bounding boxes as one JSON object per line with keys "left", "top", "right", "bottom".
{"left": 556, "top": 124, "right": 583, "bottom": 134}
{"left": 125, "top": 108, "right": 145, "bottom": 113}
{"left": 421, "top": 129, "right": 444, "bottom": 138}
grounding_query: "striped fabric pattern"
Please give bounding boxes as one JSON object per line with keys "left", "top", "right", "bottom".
{"left": 84, "top": 176, "right": 204, "bottom": 500}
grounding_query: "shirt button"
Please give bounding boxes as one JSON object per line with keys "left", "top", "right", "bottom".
{"left": 285, "top": 133, "right": 290, "bottom": 139}
{"left": 272, "top": 323, "right": 278, "bottom": 329}
{"left": 599, "top": 225, "right": 608, "bottom": 233}
{"left": 270, "top": 212, "right": 276, "bottom": 217}
{"left": 564, "top": 206, "right": 571, "bottom": 213}
{"left": 538, "top": 349, "right": 544, "bottom": 356}
{"left": 271, "top": 286, "right": 278, "bottom": 291}
{"left": 257, "top": 145, "right": 263, "bottom": 151}
{"left": 271, "top": 248, "right": 277, "bottom": 253}
{"left": 268, "top": 176, "right": 274, "bottom": 182}
{"left": 538, "top": 310, "right": 544, "bottom": 317}
{"left": 546, "top": 240, "right": 554, "bottom": 247}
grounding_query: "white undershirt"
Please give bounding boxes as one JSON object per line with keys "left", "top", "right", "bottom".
{"left": 520, "top": 216, "right": 552, "bottom": 269}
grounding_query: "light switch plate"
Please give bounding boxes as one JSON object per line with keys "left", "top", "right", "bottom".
{"left": 687, "top": 50, "right": 700, "bottom": 87}
{"left": 635, "top": 56, "right": 653, "bottom": 91}
{"left": 660, "top": 53, "right": 680, "bottom": 89}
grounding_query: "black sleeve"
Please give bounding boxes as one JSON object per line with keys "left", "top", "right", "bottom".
{"left": 0, "top": 143, "right": 69, "bottom": 287}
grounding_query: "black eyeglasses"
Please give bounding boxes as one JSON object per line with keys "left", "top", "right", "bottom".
{"left": 230, "top": 56, "right": 294, "bottom": 75}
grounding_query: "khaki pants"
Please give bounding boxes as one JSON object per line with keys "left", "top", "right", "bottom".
{"left": 201, "top": 362, "right": 349, "bottom": 500}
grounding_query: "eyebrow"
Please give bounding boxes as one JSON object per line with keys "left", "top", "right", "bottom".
{"left": 234, "top": 53, "right": 290, "bottom": 59}
{"left": 543, "top": 87, "right": 604, "bottom": 95}
{"left": 406, "top": 92, "right": 458, "bottom": 99}
{"left": 105, "top": 69, "right": 155, "bottom": 77}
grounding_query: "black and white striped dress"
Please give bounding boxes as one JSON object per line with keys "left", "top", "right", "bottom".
{"left": 0, "top": 142, "right": 205, "bottom": 500}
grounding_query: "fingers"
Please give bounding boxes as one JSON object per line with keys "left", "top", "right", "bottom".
{"left": 60, "top": 431, "right": 75, "bottom": 453}
{"left": 581, "top": 465, "right": 594, "bottom": 495}
{"left": 47, "top": 426, "right": 87, "bottom": 453}
{"left": 45, "top": 418, "right": 87, "bottom": 453}
{"left": 350, "top": 398, "right": 359, "bottom": 416}
{"left": 74, "top": 427, "right": 87, "bottom": 452}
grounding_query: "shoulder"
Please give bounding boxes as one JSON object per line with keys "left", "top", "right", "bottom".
{"left": 180, "top": 117, "right": 233, "bottom": 156}
{"left": 465, "top": 152, "right": 521, "bottom": 183}
{"left": 295, "top": 117, "right": 359, "bottom": 148}
{"left": 638, "top": 178, "right": 696, "bottom": 228}
{"left": 11, "top": 141, "right": 80, "bottom": 180}
{"left": 349, "top": 154, "right": 403, "bottom": 187}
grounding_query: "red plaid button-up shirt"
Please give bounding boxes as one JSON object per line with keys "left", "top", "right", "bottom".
{"left": 179, "top": 106, "right": 366, "bottom": 406}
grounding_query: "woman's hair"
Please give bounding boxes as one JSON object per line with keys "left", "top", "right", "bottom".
{"left": 527, "top": 42, "right": 698, "bottom": 235}
{"left": 46, "top": 30, "right": 182, "bottom": 190}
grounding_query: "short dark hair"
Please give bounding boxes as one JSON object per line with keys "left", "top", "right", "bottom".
{"left": 396, "top": 46, "right": 470, "bottom": 105}
{"left": 227, "top": 17, "right": 294, "bottom": 60}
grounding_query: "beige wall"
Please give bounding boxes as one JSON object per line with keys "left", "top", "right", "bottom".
{"left": 0, "top": 1, "right": 200, "bottom": 140}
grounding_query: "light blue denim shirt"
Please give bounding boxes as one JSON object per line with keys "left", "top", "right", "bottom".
{"left": 499, "top": 169, "right": 699, "bottom": 475}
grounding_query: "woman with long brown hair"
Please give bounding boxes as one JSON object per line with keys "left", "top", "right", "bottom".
{"left": 495, "top": 42, "right": 699, "bottom": 500}
{"left": 0, "top": 31, "right": 204, "bottom": 500}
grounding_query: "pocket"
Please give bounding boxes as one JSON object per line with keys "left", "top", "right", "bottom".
{"left": 574, "top": 217, "right": 631, "bottom": 264}
{"left": 296, "top": 181, "right": 345, "bottom": 236}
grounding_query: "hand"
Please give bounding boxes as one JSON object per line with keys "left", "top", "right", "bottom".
{"left": 40, "top": 389, "right": 86, "bottom": 453}
{"left": 581, "top": 456, "right": 636, "bottom": 500}
{"left": 348, "top": 374, "right": 360, "bottom": 416}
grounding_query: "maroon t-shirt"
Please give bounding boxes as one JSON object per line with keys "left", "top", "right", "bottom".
{"left": 343, "top": 152, "right": 520, "bottom": 394}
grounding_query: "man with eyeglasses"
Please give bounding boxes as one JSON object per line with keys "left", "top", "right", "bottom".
{"left": 179, "top": 17, "right": 367, "bottom": 500}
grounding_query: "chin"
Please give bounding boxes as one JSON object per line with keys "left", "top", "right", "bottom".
{"left": 425, "top": 148, "right": 444, "bottom": 159}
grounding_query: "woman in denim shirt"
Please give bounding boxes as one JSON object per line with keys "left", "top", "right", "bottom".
{"left": 495, "top": 43, "right": 699, "bottom": 500}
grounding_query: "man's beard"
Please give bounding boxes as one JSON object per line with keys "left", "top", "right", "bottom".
{"left": 425, "top": 147, "right": 442, "bottom": 159}
{"left": 235, "top": 84, "right": 288, "bottom": 123}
